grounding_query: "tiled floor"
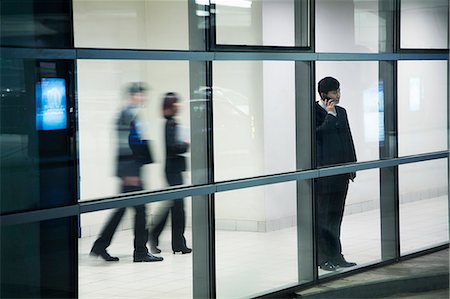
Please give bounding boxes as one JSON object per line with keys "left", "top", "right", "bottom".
{"left": 79, "top": 196, "right": 448, "bottom": 299}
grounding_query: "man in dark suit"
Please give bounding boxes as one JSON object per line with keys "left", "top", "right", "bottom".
{"left": 90, "top": 82, "right": 163, "bottom": 263}
{"left": 315, "top": 76, "right": 357, "bottom": 271}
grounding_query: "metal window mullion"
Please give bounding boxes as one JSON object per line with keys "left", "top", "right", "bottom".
{"left": 1, "top": 152, "right": 448, "bottom": 227}
{"left": 295, "top": 60, "right": 316, "bottom": 283}
{"left": 2, "top": 47, "right": 448, "bottom": 62}
{"left": 379, "top": 61, "right": 400, "bottom": 261}
{"left": 447, "top": 7, "right": 450, "bottom": 234}
{"left": 294, "top": 0, "right": 312, "bottom": 48}
{"left": 188, "top": 1, "right": 215, "bottom": 296}
{"left": 379, "top": 0, "right": 400, "bottom": 261}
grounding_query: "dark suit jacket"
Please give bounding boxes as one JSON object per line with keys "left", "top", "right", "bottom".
{"left": 165, "top": 116, "right": 189, "bottom": 174}
{"left": 315, "top": 102, "right": 356, "bottom": 191}
{"left": 315, "top": 102, "right": 356, "bottom": 167}
{"left": 115, "top": 106, "right": 153, "bottom": 178}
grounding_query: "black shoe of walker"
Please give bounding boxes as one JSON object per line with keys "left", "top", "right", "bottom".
{"left": 150, "top": 246, "right": 161, "bottom": 254}
{"left": 133, "top": 253, "right": 164, "bottom": 262}
{"left": 335, "top": 259, "right": 356, "bottom": 268}
{"left": 173, "top": 247, "right": 192, "bottom": 254}
{"left": 90, "top": 248, "right": 119, "bottom": 262}
{"left": 319, "top": 261, "right": 337, "bottom": 271}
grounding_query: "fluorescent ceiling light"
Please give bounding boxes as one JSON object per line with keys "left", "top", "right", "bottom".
{"left": 196, "top": 10, "right": 210, "bottom": 17}
{"left": 196, "top": 0, "right": 252, "bottom": 8}
{"left": 195, "top": 0, "right": 210, "bottom": 5}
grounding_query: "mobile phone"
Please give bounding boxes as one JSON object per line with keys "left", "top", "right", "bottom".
{"left": 325, "top": 97, "right": 334, "bottom": 104}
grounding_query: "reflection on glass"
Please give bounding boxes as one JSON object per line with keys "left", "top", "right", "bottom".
{"left": 316, "top": 61, "right": 381, "bottom": 162}
{"left": 79, "top": 207, "right": 193, "bottom": 298}
{"left": 316, "top": 0, "right": 380, "bottom": 53}
{"left": 215, "top": 0, "right": 298, "bottom": 47}
{"left": 1, "top": 0, "right": 72, "bottom": 48}
{"left": 400, "top": 0, "right": 449, "bottom": 49}
{"left": 36, "top": 78, "right": 67, "bottom": 131}
{"left": 215, "top": 181, "right": 298, "bottom": 298}
{"left": 77, "top": 60, "right": 192, "bottom": 201}
{"left": 398, "top": 61, "right": 448, "bottom": 156}
{"left": 213, "top": 61, "right": 296, "bottom": 181}
{"left": 1, "top": 59, "right": 75, "bottom": 214}
{"left": 1, "top": 59, "right": 40, "bottom": 214}
{"left": 73, "top": 0, "right": 190, "bottom": 50}
{"left": 399, "top": 159, "right": 449, "bottom": 254}
{"left": 1, "top": 217, "right": 76, "bottom": 298}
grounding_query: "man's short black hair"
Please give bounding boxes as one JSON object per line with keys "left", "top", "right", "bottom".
{"left": 128, "top": 82, "right": 148, "bottom": 95}
{"left": 318, "top": 77, "right": 340, "bottom": 94}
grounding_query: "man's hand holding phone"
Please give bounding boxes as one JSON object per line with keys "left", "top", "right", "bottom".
{"left": 324, "top": 98, "right": 337, "bottom": 114}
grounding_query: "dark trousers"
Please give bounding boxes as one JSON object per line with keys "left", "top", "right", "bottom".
{"left": 149, "top": 171, "right": 187, "bottom": 251}
{"left": 316, "top": 176, "right": 349, "bottom": 264}
{"left": 92, "top": 185, "right": 148, "bottom": 256}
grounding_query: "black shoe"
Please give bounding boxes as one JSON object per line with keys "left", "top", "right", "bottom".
{"left": 133, "top": 253, "right": 164, "bottom": 262}
{"left": 150, "top": 246, "right": 161, "bottom": 254}
{"left": 319, "top": 261, "right": 337, "bottom": 271}
{"left": 90, "top": 248, "right": 119, "bottom": 262}
{"left": 334, "top": 259, "right": 356, "bottom": 268}
{"left": 173, "top": 247, "right": 192, "bottom": 254}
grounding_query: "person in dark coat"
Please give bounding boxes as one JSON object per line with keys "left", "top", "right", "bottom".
{"left": 90, "top": 82, "right": 163, "bottom": 263}
{"left": 315, "top": 77, "right": 357, "bottom": 271}
{"left": 149, "top": 92, "right": 191, "bottom": 254}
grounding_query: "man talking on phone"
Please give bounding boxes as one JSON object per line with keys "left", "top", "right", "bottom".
{"left": 315, "top": 76, "right": 357, "bottom": 271}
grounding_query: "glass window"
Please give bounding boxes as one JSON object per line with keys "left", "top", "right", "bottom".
{"left": 215, "top": 181, "right": 298, "bottom": 298}
{"left": 1, "top": 0, "right": 73, "bottom": 48}
{"left": 77, "top": 60, "right": 204, "bottom": 201}
{"left": 79, "top": 205, "right": 193, "bottom": 298}
{"left": 1, "top": 217, "right": 77, "bottom": 298}
{"left": 73, "top": 0, "right": 191, "bottom": 50}
{"left": 316, "top": 0, "right": 380, "bottom": 53}
{"left": 316, "top": 61, "right": 381, "bottom": 163}
{"left": 1, "top": 59, "right": 76, "bottom": 214}
{"left": 400, "top": 0, "right": 449, "bottom": 49}
{"left": 212, "top": 60, "right": 296, "bottom": 181}
{"left": 398, "top": 61, "right": 448, "bottom": 156}
{"left": 214, "top": 0, "right": 307, "bottom": 47}
{"left": 399, "top": 159, "right": 449, "bottom": 254}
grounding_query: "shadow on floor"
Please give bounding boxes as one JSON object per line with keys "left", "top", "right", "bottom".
{"left": 294, "top": 248, "right": 449, "bottom": 299}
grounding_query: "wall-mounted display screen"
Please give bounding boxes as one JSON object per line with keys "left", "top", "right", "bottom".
{"left": 36, "top": 78, "right": 67, "bottom": 131}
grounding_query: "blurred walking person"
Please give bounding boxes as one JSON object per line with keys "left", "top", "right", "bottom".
{"left": 149, "top": 92, "right": 191, "bottom": 254}
{"left": 90, "top": 82, "right": 163, "bottom": 263}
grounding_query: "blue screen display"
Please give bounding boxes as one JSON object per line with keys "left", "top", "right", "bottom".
{"left": 36, "top": 78, "right": 67, "bottom": 131}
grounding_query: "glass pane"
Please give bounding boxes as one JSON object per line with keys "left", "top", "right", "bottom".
{"left": 1, "top": 59, "right": 76, "bottom": 214}
{"left": 399, "top": 159, "right": 449, "bottom": 254}
{"left": 213, "top": 61, "right": 296, "bottom": 181}
{"left": 316, "top": 0, "right": 380, "bottom": 53}
{"left": 77, "top": 60, "right": 202, "bottom": 201}
{"left": 215, "top": 181, "right": 298, "bottom": 298}
{"left": 398, "top": 61, "right": 448, "bottom": 156}
{"left": 73, "top": 0, "right": 191, "bottom": 50}
{"left": 401, "top": 0, "right": 449, "bottom": 49}
{"left": 316, "top": 61, "right": 381, "bottom": 163}
{"left": 215, "top": 0, "right": 303, "bottom": 47}
{"left": 315, "top": 169, "right": 381, "bottom": 276}
{"left": 1, "top": 0, "right": 72, "bottom": 48}
{"left": 79, "top": 204, "right": 193, "bottom": 298}
{"left": 1, "top": 217, "right": 77, "bottom": 298}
